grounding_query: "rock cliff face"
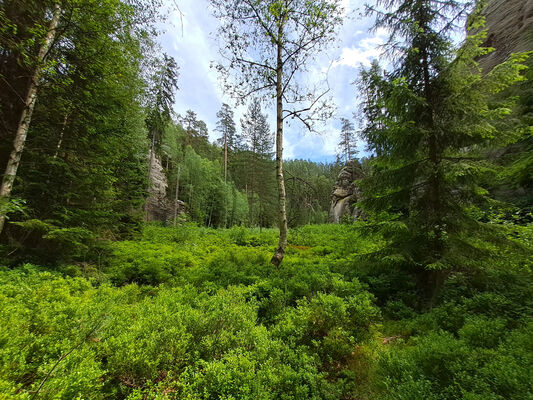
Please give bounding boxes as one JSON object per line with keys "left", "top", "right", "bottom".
{"left": 329, "top": 160, "right": 364, "bottom": 223}
{"left": 478, "top": 0, "right": 533, "bottom": 72}
{"left": 144, "top": 152, "right": 184, "bottom": 223}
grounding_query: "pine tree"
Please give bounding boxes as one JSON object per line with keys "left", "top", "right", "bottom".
{"left": 241, "top": 98, "right": 274, "bottom": 226}
{"left": 359, "top": 0, "right": 529, "bottom": 302}
{"left": 179, "top": 110, "right": 211, "bottom": 158}
{"left": 337, "top": 118, "right": 357, "bottom": 163}
{"left": 215, "top": 103, "right": 237, "bottom": 182}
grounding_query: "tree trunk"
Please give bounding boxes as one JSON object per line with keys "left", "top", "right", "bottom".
{"left": 173, "top": 166, "right": 181, "bottom": 226}
{"left": 250, "top": 150, "right": 255, "bottom": 226}
{"left": 224, "top": 129, "right": 228, "bottom": 183}
{"left": 271, "top": 28, "right": 288, "bottom": 267}
{"left": 347, "top": 136, "right": 351, "bottom": 162}
{"left": 53, "top": 111, "right": 70, "bottom": 159}
{"left": 259, "top": 194, "right": 263, "bottom": 233}
{"left": 420, "top": 11, "right": 445, "bottom": 303}
{"left": 0, "top": 2, "right": 62, "bottom": 234}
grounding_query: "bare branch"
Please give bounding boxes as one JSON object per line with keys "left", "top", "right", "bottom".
{"left": 282, "top": 87, "right": 331, "bottom": 120}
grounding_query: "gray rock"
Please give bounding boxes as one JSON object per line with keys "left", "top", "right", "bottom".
{"left": 145, "top": 151, "right": 184, "bottom": 222}
{"left": 477, "top": 0, "right": 533, "bottom": 72}
{"left": 329, "top": 160, "right": 364, "bottom": 223}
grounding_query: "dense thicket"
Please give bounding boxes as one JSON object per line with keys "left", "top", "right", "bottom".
{"left": 0, "top": 223, "right": 531, "bottom": 399}
{"left": 0, "top": 0, "right": 162, "bottom": 240}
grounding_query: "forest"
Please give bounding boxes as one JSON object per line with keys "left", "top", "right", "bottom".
{"left": 0, "top": 0, "right": 531, "bottom": 399}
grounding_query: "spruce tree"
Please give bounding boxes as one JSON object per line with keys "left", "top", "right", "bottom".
{"left": 146, "top": 54, "right": 179, "bottom": 154}
{"left": 359, "top": 0, "right": 529, "bottom": 302}
{"left": 241, "top": 98, "right": 274, "bottom": 226}
{"left": 215, "top": 103, "right": 237, "bottom": 182}
{"left": 337, "top": 118, "right": 358, "bottom": 163}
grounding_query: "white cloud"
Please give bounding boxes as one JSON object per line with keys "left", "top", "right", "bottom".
{"left": 284, "top": 136, "right": 296, "bottom": 160}
{"left": 332, "top": 28, "right": 387, "bottom": 69}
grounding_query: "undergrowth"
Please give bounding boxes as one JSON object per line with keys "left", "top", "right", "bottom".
{"left": 0, "top": 223, "right": 531, "bottom": 399}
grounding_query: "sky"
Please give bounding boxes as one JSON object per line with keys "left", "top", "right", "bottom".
{"left": 158, "top": 0, "right": 387, "bottom": 162}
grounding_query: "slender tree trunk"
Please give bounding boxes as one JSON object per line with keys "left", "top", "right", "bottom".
{"left": 224, "top": 129, "right": 228, "bottom": 183}
{"left": 250, "top": 149, "right": 255, "bottom": 226}
{"left": 173, "top": 166, "right": 181, "bottom": 226}
{"left": 347, "top": 137, "right": 351, "bottom": 162}
{"left": 420, "top": 10, "right": 445, "bottom": 304}
{"left": 0, "top": 2, "right": 62, "bottom": 233}
{"left": 271, "top": 26, "right": 288, "bottom": 267}
{"left": 208, "top": 200, "right": 213, "bottom": 227}
{"left": 53, "top": 111, "right": 70, "bottom": 159}
{"left": 259, "top": 194, "right": 263, "bottom": 233}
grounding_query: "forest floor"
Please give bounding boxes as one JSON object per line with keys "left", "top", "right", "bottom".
{"left": 1, "top": 223, "right": 531, "bottom": 399}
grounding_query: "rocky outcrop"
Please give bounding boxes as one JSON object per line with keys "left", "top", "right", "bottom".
{"left": 145, "top": 151, "right": 184, "bottom": 222}
{"left": 329, "top": 160, "right": 364, "bottom": 223}
{"left": 478, "top": 0, "right": 533, "bottom": 72}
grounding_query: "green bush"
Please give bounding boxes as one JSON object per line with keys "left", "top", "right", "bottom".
{"left": 1, "top": 224, "right": 531, "bottom": 399}
{"left": 107, "top": 241, "right": 195, "bottom": 285}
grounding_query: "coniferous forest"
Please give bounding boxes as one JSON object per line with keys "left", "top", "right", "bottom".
{"left": 0, "top": 0, "right": 532, "bottom": 399}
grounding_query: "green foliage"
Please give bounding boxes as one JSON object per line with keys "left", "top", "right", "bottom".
{"left": 3, "top": 219, "right": 100, "bottom": 264}
{"left": 178, "top": 146, "right": 250, "bottom": 227}
{"left": 0, "top": 198, "right": 26, "bottom": 222}
{"left": 0, "top": 266, "right": 115, "bottom": 399}
{"left": 0, "top": 225, "right": 381, "bottom": 399}
{"left": 359, "top": 0, "right": 531, "bottom": 302}
{"left": 0, "top": 223, "right": 531, "bottom": 399}
{"left": 285, "top": 160, "right": 341, "bottom": 227}
{"left": 378, "top": 325, "right": 533, "bottom": 400}
{"left": 1, "top": 0, "right": 161, "bottom": 238}
{"left": 1, "top": 1, "right": 532, "bottom": 398}
{"left": 108, "top": 240, "right": 195, "bottom": 285}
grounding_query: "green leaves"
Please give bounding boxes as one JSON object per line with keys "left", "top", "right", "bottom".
{"left": 1, "top": 220, "right": 531, "bottom": 399}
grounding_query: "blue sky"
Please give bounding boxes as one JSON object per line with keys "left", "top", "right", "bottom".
{"left": 158, "top": 0, "right": 387, "bottom": 162}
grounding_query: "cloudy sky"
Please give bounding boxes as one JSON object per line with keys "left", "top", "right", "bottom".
{"left": 158, "top": 0, "right": 387, "bottom": 162}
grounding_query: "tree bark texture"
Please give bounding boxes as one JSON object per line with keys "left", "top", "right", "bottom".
{"left": 271, "top": 29, "right": 288, "bottom": 267}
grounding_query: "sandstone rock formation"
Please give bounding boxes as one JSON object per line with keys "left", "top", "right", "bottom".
{"left": 329, "top": 159, "right": 364, "bottom": 223}
{"left": 145, "top": 152, "right": 184, "bottom": 223}
{"left": 478, "top": 0, "right": 533, "bottom": 72}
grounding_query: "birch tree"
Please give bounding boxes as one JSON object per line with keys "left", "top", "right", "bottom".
{"left": 210, "top": 0, "right": 344, "bottom": 265}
